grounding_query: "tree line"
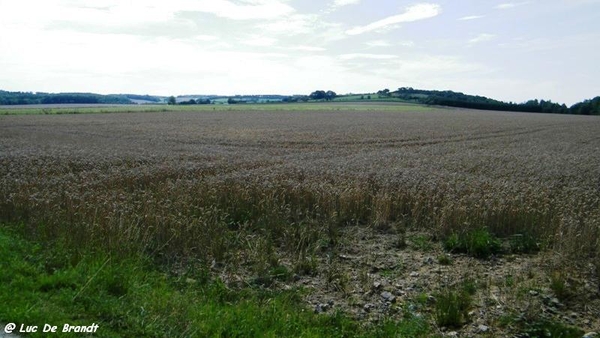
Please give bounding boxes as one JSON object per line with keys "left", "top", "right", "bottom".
{"left": 0, "top": 91, "right": 133, "bottom": 105}
{"left": 382, "top": 87, "right": 600, "bottom": 115}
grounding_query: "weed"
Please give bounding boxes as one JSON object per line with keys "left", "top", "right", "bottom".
{"left": 411, "top": 235, "right": 433, "bottom": 251}
{"left": 444, "top": 228, "right": 502, "bottom": 259}
{"left": 324, "top": 257, "right": 350, "bottom": 293}
{"left": 437, "top": 255, "right": 453, "bottom": 265}
{"left": 550, "top": 271, "right": 571, "bottom": 301}
{"left": 434, "top": 289, "right": 472, "bottom": 328}
{"left": 415, "top": 292, "right": 429, "bottom": 305}
{"left": 293, "top": 254, "right": 318, "bottom": 276}
{"left": 509, "top": 233, "right": 540, "bottom": 254}
{"left": 394, "top": 222, "right": 408, "bottom": 249}
{"left": 461, "top": 278, "right": 478, "bottom": 295}
{"left": 504, "top": 316, "right": 584, "bottom": 338}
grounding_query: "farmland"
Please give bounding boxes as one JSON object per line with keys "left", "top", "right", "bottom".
{"left": 1, "top": 103, "right": 599, "bottom": 336}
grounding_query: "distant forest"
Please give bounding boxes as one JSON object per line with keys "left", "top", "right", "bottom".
{"left": 0, "top": 91, "right": 146, "bottom": 105}
{"left": 1, "top": 89, "right": 599, "bottom": 115}
{"left": 384, "top": 87, "right": 600, "bottom": 115}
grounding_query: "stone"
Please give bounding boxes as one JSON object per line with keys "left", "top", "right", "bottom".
{"left": 314, "top": 303, "right": 330, "bottom": 313}
{"left": 446, "top": 331, "right": 458, "bottom": 337}
{"left": 363, "top": 303, "right": 375, "bottom": 312}
{"left": 410, "top": 271, "right": 419, "bottom": 277}
{"left": 373, "top": 281, "right": 382, "bottom": 289}
{"left": 478, "top": 325, "right": 489, "bottom": 333}
{"left": 529, "top": 290, "right": 539, "bottom": 296}
{"left": 381, "top": 291, "right": 396, "bottom": 303}
{"left": 583, "top": 333, "right": 598, "bottom": 338}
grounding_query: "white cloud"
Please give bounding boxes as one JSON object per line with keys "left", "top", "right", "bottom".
{"left": 288, "top": 46, "right": 327, "bottom": 52}
{"left": 258, "top": 14, "right": 317, "bottom": 35}
{"left": 365, "top": 40, "right": 414, "bottom": 48}
{"left": 469, "top": 33, "right": 496, "bottom": 44}
{"left": 339, "top": 53, "right": 398, "bottom": 60}
{"left": 184, "top": 0, "right": 295, "bottom": 20}
{"left": 458, "top": 15, "right": 485, "bottom": 21}
{"left": 398, "top": 41, "right": 415, "bottom": 47}
{"left": 365, "top": 40, "right": 392, "bottom": 47}
{"left": 495, "top": 2, "right": 530, "bottom": 9}
{"left": 346, "top": 3, "right": 442, "bottom": 35}
{"left": 332, "top": 0, "right": 361, "bottom": 7}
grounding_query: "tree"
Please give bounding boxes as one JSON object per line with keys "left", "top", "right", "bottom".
{"left": 309, "top": 90, "right": 326, "bottom": 100}
{"left": 377, "top": 88, "right": 391, "bottom": 97}
{"left": 309, "top": 90, "right": 337, "bottom": 101}
{"left": 325, "top": 90, "right": 337, "bottom": 101}
{"left": 179, "top": 99, "right": 197, "bottom": 105}
{"left": 167, "top": 96, "right": 176, "bottom": 105}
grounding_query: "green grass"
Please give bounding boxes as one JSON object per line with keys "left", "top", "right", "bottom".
{"left": 433, "top": 289, "right": 472, "bottom": 328}
{"left": 410, "top": 235, "right": 434, "bottom": 251}
{"left": 437, "top": 255, "right": 453, "bottom": 265}
{"left": 443, "top": 228, "right": 502, "bottom": 259}
{"left": 509, "top": 233, "right": 541, "bottom": 254}
{"left": 499, "top": 314, "right": 584, "bottom": 338}
{"left": 0, "top": 102, "right": 435, "bottom": 115}
{"left": 549, "top": 271, "right": 572, "bottom": 302}
{"left": 0, "top": 225, "right": 430, "bottom": 337}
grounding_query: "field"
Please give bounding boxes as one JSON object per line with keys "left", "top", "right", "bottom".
{"left": 1, "top": 103, "right": 599, "bottom": 336}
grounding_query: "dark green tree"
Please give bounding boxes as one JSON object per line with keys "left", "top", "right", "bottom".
{"left": 325, "top": 90, "right": 337, "bottom": 101}
{"left": 167, "top": 96, "right": 176, "bottom": 105}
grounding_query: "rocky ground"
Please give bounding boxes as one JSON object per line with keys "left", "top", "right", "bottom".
{"left": 219, "top": 226, "right": 600, "bottom": 337}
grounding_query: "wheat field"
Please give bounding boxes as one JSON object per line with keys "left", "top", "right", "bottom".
{"left": 2, "top": 105, "right": 598, "bottom": 259}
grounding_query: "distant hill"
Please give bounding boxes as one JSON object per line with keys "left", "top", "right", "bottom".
{"left": 335, "top": 88, "right": 600, "bottom": 115}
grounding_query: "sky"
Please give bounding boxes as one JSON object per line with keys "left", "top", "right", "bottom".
{"left": 0, "top": 0, "right": 599, "bottom": 105}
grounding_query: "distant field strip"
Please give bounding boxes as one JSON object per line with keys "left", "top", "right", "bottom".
{"left": 0, "top": 102, "right": 434, "bottom": 115}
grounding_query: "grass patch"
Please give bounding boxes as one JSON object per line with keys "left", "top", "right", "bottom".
{"left": 411, "top": 235, "right": 434, "bottom": 251}
{"left": 509, "top": 233, "right": 541, "bottom": 254}
{"left": 500, "top": 314, "right": 584, "bottom": 338}
{"left": 0, "top": 225, "right": 429, "bottom": 337}
{"left": 0, "top": 102, "right": 435, "bottom": 115}
{"left": 433, "top": 289, "right": 472, "bottom": 328}
{"left": 550, "top": 271, "right": 572, "bottom": 302}
{"left": 520, "top": 320, "right": 584, "bottom": 338}
{"left": 437, "top": 255, "right": 453, "bottom": 266}
{"left": 444, "top": 228, "right": 502, "bottom": 259}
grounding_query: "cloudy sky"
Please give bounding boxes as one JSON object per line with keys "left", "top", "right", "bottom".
{"left": 0, "top": 0, "right": 598, "bottom": 105}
